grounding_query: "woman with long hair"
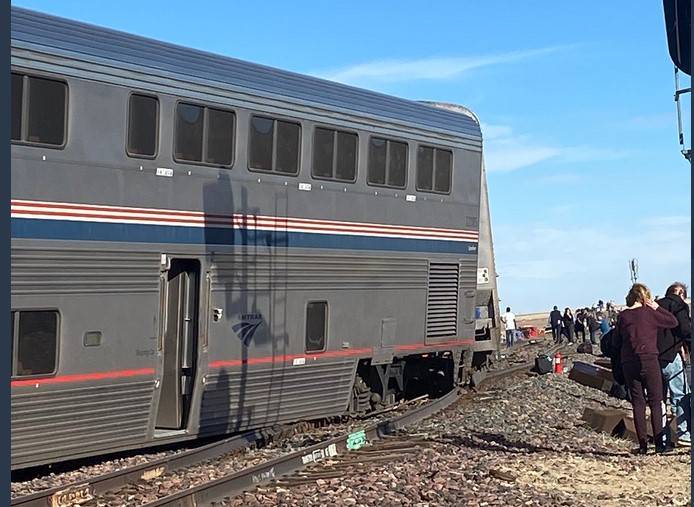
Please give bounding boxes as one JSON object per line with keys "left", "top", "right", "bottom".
{"left": 562, "top": 307, "right": 575, "bottom": 343}
{"left": 614, "top": 283, "right": 678, "bottom": 454}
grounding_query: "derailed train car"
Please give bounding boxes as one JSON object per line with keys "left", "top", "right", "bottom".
{"left": 10, "top": 7, "right": 499, "bottom": 469}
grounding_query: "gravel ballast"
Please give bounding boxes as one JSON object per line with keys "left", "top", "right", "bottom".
{"left": 232, "top": 343, "right": 691, "bottom": 506}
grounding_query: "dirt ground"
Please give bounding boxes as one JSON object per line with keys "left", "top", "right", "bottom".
{"left": 235, "top": 346, "right": 692, "bottom": 506}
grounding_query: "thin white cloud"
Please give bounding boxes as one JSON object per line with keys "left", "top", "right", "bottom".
{"left": 313, "top": 45, "right": 574, "bottom": 85}
{"left": 480, "top": 123, "right": 513, "bottom": 140}
{"left": 485, "top": 135, "right": 561, "bottom": 172}
{"left": 482, "top": 123, "right": 631, "bottom": 172}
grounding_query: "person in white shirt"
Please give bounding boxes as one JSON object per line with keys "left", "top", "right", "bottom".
{"left": 501, "top": 307, "right": 517, "bottom": 348}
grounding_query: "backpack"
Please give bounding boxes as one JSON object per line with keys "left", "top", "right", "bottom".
{"left": 600, "top": 328, "right": 626, "bottom": 385}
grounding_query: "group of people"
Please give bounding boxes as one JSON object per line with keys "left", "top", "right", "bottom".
{"left": 608, "top": 282, "right": 691, "bottom": 454}
{"left": 547, "top": 304, "right": 616, "bottom": 345}
{"left": 499, "top": 303, "right": 616, "bottom": 348}
{"left": 502, "top": 283, "right": 691, "bottom": 454}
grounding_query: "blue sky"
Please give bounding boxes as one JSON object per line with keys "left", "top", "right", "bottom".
{"left": 12, "top": 1, "right": 691, "bottom": 313}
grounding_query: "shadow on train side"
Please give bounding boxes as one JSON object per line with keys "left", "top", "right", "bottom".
{"left": 199, "top": 173, "right": 291, "bottom": 436}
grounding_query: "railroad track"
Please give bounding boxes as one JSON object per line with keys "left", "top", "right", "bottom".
{"left": 11, "top": 427, "right": 275, "bottom": 507}
{"left": 13, "top": 342, "right": 565, "bottom": 507}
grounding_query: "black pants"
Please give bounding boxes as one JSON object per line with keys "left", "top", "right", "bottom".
{"left": 564, "top": 323, "right": 575, "bottom": 343}
{"left": 623, "top": 356, "right": 665, "bottom": 447}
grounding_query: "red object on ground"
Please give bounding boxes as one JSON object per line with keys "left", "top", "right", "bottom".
{"left": 521, "top": 326, "right": 545, "bottom": 339}
{"left": 554, "top": 352, "right": 563, "bottom": 374}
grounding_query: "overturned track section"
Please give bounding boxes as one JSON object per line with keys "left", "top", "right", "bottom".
{"left": 139, "top": 343, "right": 564, "bottom": 507}
{"left": 11, "top": 428, "right": 274, "bottom": 507}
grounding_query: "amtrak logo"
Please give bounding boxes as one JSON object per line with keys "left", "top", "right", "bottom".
{"left": 232, "top": 313, "right": 263, "bottom": 346}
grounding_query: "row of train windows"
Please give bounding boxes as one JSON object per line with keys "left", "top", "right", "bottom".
{"left": 10, "top": 72, "right": 453, "bottom": 193}
{"left": 10, "top": 304, "right": 327, "bottom": 378}
{"left": 131, "top": 98, "right": 455, "bottom": 192}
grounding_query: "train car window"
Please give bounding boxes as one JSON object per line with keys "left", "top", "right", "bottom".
{"left": 11, "top": 73, "right": 67, "bottom": 147}
{"left": 205, "top": 108, "right": 235, "bottom": 166}
{"left": 416, "top": 146, "right": 434, "bottom": 190}
{"left": 305, "top": 301, "right": 327, "bottom": 353}
{"left": 249, "top": 115, "right": 301, "bottom": 175}
{"left": 27, "top": 77, "right": 67, "bottom": 146}
{"left": 11, "top": 73, "right": 23, "bottom": 141}
{"left": 13, "top": 311, "right": 58, "bottom": 377}
{"left": 312, "top": 127, "right": 334, "bottom": 178}
{"left": 434, "top": 149, "right": 452, "bottom": 193}
{"left": 368, "top": 137, "right": 387, "bottom": 185}
{"left": 175, "top": 103, "right": 235, "bottom": 167}
{"left": 416, "top": 145, "right": 452, "bottom": 194}
{"left": 368, "top": 137, "right": 407, "bottom": 188}
{"left": 276, "top": 120, "right": 301, "bottom": 174}
{"left": 175, "top": 103, "right": 204, "bottom": 162}
{"left": 336, "top": 131, "right": 358, "bottom": 181}
{"left": 312, "top": 127, "right": 357, "bottom": 182}
{"left": 249, "top": 116, "right": 274, "bottom": 170}
{"left": 127, "top": 94, "right": 159, "bottom": 157}
{"left": 388, "top": 141, "right": 407, "bottom": 187}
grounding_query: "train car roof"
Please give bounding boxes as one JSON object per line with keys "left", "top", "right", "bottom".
{"left": 11, "top": 7, "right": 481, "bottom": 144}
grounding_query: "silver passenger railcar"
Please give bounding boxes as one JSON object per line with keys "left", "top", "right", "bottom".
{"left": 10, "top": 7, "right": 499, "bottom": 469}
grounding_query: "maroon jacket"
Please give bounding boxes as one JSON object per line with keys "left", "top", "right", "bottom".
{"left": 615, "top": 306, "right": 678, "bottom": 363}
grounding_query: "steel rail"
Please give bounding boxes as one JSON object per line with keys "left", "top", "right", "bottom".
{"left": 140, "top": 343, "right": 563, "bottom": 507}
{"left": 11, "top": 427, "right": 275, "bottom": 507}
{"left": 141, "top": 387, "right": 462, "bottom": 507}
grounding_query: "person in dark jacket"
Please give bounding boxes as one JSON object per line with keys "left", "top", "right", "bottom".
{"left": 657, "top": 282, "right": 692, "bottom": 447}
{"left": 562, "top": 308, "right": 575, "bottom": 343}
{"left": 548, "top": 306, "right": 563, "bottom": 343}
{"left": 614, "top": 283, "right": 679, "bottom": 454}
{"left": 574, "top": 309, "right": 586, "bottom": 342}
{"left": 587, "top": 310, "right": 600, "bottom": 345}
{"left": 600, "top": 328, "right": 629, "bottom": 400}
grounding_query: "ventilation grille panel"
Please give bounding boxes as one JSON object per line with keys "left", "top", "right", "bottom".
{"left": 426, "top": 262, "right": 459, "bottom": 338}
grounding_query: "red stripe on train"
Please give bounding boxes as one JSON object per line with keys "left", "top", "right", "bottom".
{"left": 209, "top": 347, "right": 375, "bottom": 368}
{"left": 209, "top": 340, "right": 475, "bottom": 368}
{"left": 10, "top": 367, "right": 156, "bottom": 387}
{"left": 10, "top": 340, "right": 476, "bottom": 386}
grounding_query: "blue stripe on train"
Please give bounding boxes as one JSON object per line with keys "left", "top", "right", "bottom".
{"left": 11, "top": 218, "right": 478, "bottom": 255}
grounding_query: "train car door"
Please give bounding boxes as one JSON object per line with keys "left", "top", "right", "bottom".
{"left": 156, "top": 259, "right": 200, "bottom": 430}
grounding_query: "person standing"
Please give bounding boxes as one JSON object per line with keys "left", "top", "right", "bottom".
{"left": 587, "top": 310, "right": 600, "bottom": 345}
{"left": 613, "top": 283, "right": 678, "bottom": 454}
{"left": 657, "top": 282, "right": 692, "bottom": 447}
{"left": 501, "top": 307, "right": 517, "bottom": 348}
{"left": 562, "top": 308, "right": 575, "bottom": 343}
{"left": 600, "top": 314, "right": 611, "bottom": 336}
{"left": 575, "top": 309, "right": 586, "bottom": 343}
{"left": 549, "top": 306, "right": 563, "bottom": 344}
